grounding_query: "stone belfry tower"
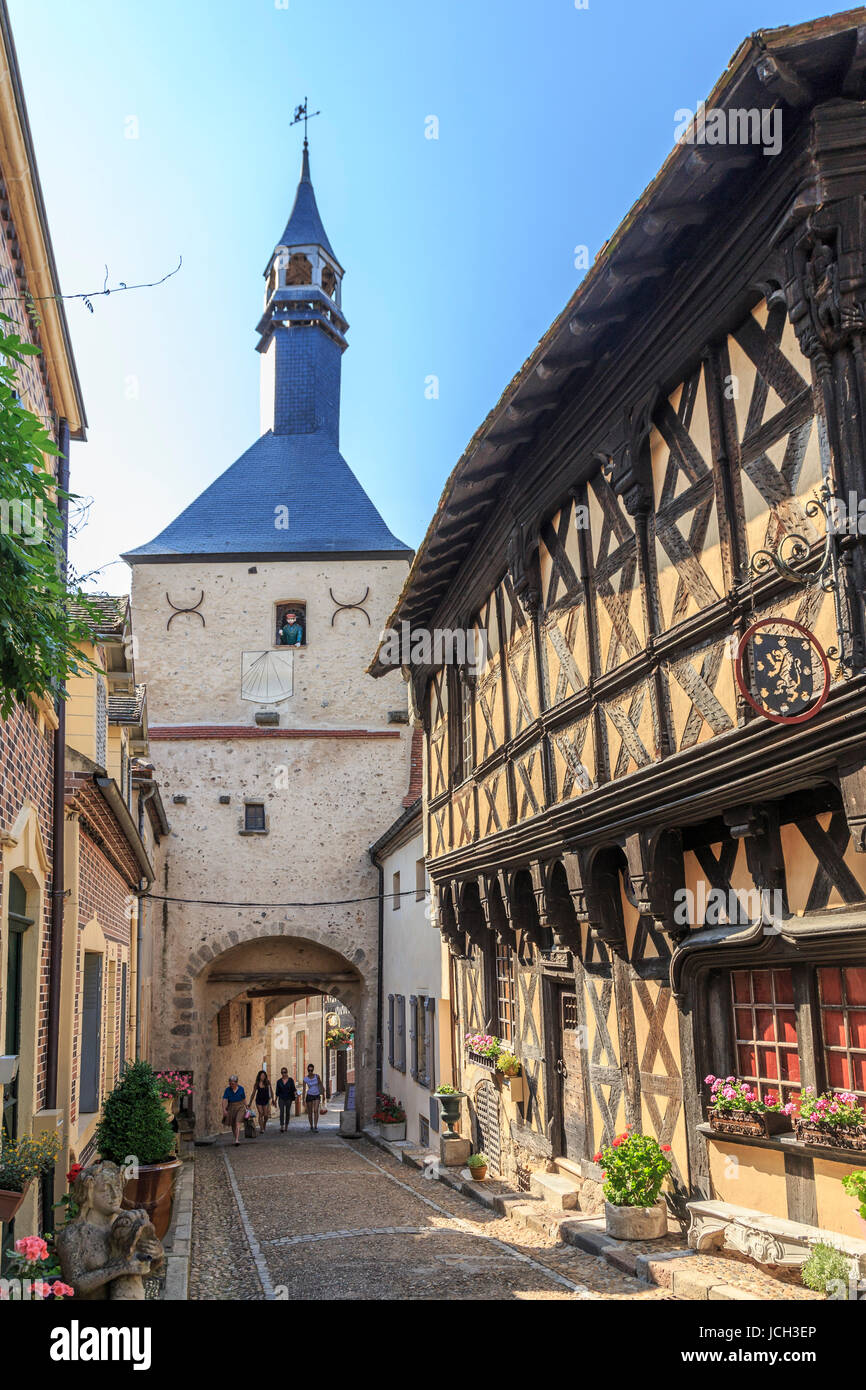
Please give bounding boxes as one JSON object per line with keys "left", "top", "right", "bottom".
{"left": 124, "top": 140, "right": 412, "bottom": 1131}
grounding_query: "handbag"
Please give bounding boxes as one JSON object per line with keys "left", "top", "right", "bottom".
{"left": 244, "top": 1114, "right": 257, "bottom": 1139}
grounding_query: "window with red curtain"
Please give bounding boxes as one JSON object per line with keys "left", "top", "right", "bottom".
{"left": 818, "top": 966, "right": 866, "bottom": 1101}
{"left": 730, "top": 968, "right": 800, "bottom": 1103}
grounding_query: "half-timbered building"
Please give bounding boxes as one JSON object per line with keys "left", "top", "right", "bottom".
{"left": 370, "top": 12, "right": 866, "bottom": 1244}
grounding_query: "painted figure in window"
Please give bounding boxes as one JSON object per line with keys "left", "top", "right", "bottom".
{"left": 277, "top": 610, "right": 304, "bottom": 647}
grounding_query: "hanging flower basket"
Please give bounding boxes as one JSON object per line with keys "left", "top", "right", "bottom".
{"left": 326, "top": 1026, "right": 354, "bottom": 1050}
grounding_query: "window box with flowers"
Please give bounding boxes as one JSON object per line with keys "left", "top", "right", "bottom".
{"left": 594, "top": 1128, "right": 672, "bottom": 1240}
{"left": 326, "top": 1025, "right": 354, "bottom": 1051}
{"left": 373, "top": 1092, "right": 406, "bottom": 1142}
{"left": 0, "top": 1130, "right": 62, "bottom": 1223}
{"left": 793, "top": 1088, "right": 866, "bottom": 1151}
{"left": 705, "top": 1075, "right": 793, "bottom": 1138}
{"left": 465, "top": 1032, "right": 499, "bottom": 1072}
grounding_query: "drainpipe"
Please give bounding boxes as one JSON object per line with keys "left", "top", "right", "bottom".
{"left": 45, "top": 418, "right": 70, "bottom": 1113}
{"left": 135, "top": 779, "right": 157, "bottom": 1058}
{"left": 370, "top": 849, "right": 385, "bottom": 1095}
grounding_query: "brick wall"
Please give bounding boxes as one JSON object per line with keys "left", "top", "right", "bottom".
{"left": 0, "top": 702, "right": 55, "bottom": 1114}
{"left": 403, "top": 726, "right": 423, "bottom": 807}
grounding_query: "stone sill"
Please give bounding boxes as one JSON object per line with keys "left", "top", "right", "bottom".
{"left": 238, "top": 829, "right": 269, "bottom": 836}
{"left": 698, "top": 1122, "right": 866, "bottom": 1167}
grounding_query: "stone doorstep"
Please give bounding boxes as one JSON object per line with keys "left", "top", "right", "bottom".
{"left": 529, "top": 1170, "right": 581, "bottom": 1211}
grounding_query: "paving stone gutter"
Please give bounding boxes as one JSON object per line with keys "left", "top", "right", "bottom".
{"left": 361, "top": 1128, "right": 815, "bottom": 1301}
{"left": 159, "top": 1155, "right": 195, "bottom": 1300}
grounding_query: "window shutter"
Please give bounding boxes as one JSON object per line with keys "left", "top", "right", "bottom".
{"left": 396, "top": 995, "right": 406, "bottom": 1073}
{"left": 424, "top": 997, "right": 435, "bottom": 1090}
{"left": 409, "top": 995, "right": 418, "bottom": 1080}
{"left": 95, "top": 677, "right": 107, "bottom": 769}
{"left": 387, "top": 994, "right": 395, "bottom": 1067}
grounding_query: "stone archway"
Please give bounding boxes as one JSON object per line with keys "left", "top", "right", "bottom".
{"left": 158, "top": 931, "right": 372, "bottom": 1134}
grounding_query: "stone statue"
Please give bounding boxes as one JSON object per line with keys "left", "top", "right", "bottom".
{"left": 55, "top": 1160, "right": 164, "bottom": 1301}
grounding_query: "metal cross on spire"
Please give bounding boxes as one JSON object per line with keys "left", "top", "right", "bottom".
{"left": 291, "top": 97, "right": 321, "bottom": 147}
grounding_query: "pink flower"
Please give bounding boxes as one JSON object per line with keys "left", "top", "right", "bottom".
{"left": 50, "top": 1281, "right": 74, "bottom": 1300}
{"left": 31, "top": 1280, "right": 53, "bottom": 1300}
{"left": 704, "top": 1075, "right": 716, "bottom": 1085}
{"left": 15, "top": 1235, "right": 48, "bottom": 1263}
{"left": 783, "top": 1103, "right": 796, "bottom": 1115}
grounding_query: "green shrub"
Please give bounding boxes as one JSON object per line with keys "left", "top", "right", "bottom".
{"left": 96, "top": 1060, "right": 175, "bottom": 1167}
{"left": 467, "top": 1151, "right": 488, "bottom": 1168}
{"left": 801, "top": 1243, "right": 850, "bottom": 1295}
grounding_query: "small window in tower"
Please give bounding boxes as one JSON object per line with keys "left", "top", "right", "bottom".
{"left": 285, "top": 253, "right": 312, "bottom": 287}
{"left": 244, "top": 803, "right": 266, "bottom": 833}
{"left": 321, "top": 262, "right": 337, "bottom": 299}
{"left": 275, "top": 601, "right": 306, "bottom": 648}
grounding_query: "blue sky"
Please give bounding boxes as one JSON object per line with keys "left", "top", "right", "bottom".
{"left": 9, "top": 0, "right": 840, "bottom": 588}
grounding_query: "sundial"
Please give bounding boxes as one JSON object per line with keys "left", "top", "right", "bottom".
{"left": 241, "top": 650, "right": 294, "bottom": 703}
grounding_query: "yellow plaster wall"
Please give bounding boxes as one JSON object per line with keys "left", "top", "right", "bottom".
{"left": 708, "top": 1138, "right": 788, "bottom": 1217}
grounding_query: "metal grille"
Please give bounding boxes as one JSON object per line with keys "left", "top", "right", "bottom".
{"left": 561, "top": 992, "right": 579, "bottom": 1030}
{"left": 419, "top": 1115, "right": 430, "bottom": 1148}
{"left": 516, "top": 1163, "right": 531, "bottom": 1194}
{"left": 217, "top": 1005, "right": 231, "bottom": 1047}
{"left": 474, "top": 1079, "right": 501, "bottom": 1176}
{"left": 244, "top": 802, "right": 266, "bottom": 831}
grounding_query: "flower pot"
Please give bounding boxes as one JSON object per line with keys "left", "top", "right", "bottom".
{"left": 435, "top": 1092, "right": 465, "bottom": 1138}
{"left": 122, "top": 1158, "right": 183, "bottom": 1239}
{"left": 469, "top": 1165, "right": 487, "bottom": 1181}
{"left": 0, "top": 1183, "right": 29, "bottom": 1223}
{"left": 603, "top": 1198, "right": 668, "bottom": 1241}
{"left": 380, "top": 1121, "right": 406, "bottom": 1142}
{"left": 708, "top": 1108, "right": 791, "bottom": 1138}
{"left": 161, "top": 1095, "right": 179, "bottom": 1119}
{"left": 794, "top": 1119, "right": 866, "bottom": 1152}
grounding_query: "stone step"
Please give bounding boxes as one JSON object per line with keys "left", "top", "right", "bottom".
{"left": 529, "top": 1170, "right": 582, "bottom": 1211}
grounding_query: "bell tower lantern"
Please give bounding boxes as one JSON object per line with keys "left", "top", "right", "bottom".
{"left": 257, "top": 138, "right": 347, "bottom": 441}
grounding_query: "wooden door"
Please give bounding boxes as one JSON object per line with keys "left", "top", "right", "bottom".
{"left": 552, "top": 986, "right": 587, "bottom": 1159}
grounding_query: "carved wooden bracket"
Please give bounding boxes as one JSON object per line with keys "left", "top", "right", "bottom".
{"left": 838, "top": 756, "right": 866, "bottom": 852}
{"left": 505, "top": 520, "right": 541, "bottom": 615}
{"left": 722, "top": 802, "right": 788, "bottom": 923}
{"left": 436, "top": 885, "right": 467, "bottom": 960}
{"left": 621, "top": 827, "right": 687, "bottom": 941}
{"left": 560, "top": 848, "right": 626, "bottom": 955}
{"left": 602, "top": 388, "right": 660, "bottom": 518}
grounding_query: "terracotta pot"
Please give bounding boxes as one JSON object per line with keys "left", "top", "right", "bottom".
{"left": 469, "top": 1165, "right": 487, "bottom": 1181}
{"left": 0, "top": 1184, "right": 29, "bottom": 1223}
{"left": 604, "top": 1198, "right": 668, "bottom": 1240}
{"left": 708, "top": 1108, "right": 791, "bottom": 1138}
{"left": 122, "top": 1158, "right": 183, "bottom": 1239}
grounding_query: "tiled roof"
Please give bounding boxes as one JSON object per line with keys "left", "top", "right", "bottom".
{"left": 123, "top": 430, "right": 410, "bottom": 559}
{"left": 108, "top": 683, "right": 146, "bottom": 724}
{"left": 68, "top": 594, "right": 128, "bottom": 634}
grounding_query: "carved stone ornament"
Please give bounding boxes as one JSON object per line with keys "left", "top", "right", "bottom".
{"left": 55, "top": 1160, "right": 165, "bottom": 1301}
{"left": 687, "top": 1200, "right": 863, "bottom": 1279}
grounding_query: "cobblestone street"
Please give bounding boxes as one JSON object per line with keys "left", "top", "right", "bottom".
{"left": 188, "top": 1108, "right": 673, "bottom": 1301}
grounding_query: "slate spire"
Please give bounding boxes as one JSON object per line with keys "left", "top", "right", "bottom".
{"left": 123, "top": 141, "right": 410, "bottom": 562}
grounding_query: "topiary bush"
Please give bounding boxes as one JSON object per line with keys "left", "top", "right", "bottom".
{"left": 96, "top": 1060, "right": 175, "bottom": 1167}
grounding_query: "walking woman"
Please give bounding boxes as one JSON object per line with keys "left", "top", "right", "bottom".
{"left": 222, "top": 1075, "right": 247, "bottom": 1146}
{"left": 253, "top": 1069, "right": 274, "bottom": 1134}
{"left": 303, "top": 1063, "right": 323, "bottom": 1131}
{"left": 275, "top": 1068, "right": 296, "bottom": 1132}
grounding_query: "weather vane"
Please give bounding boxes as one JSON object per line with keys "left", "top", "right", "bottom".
{"left": 291, "top": 97, "right": 320, "bottom": 146}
